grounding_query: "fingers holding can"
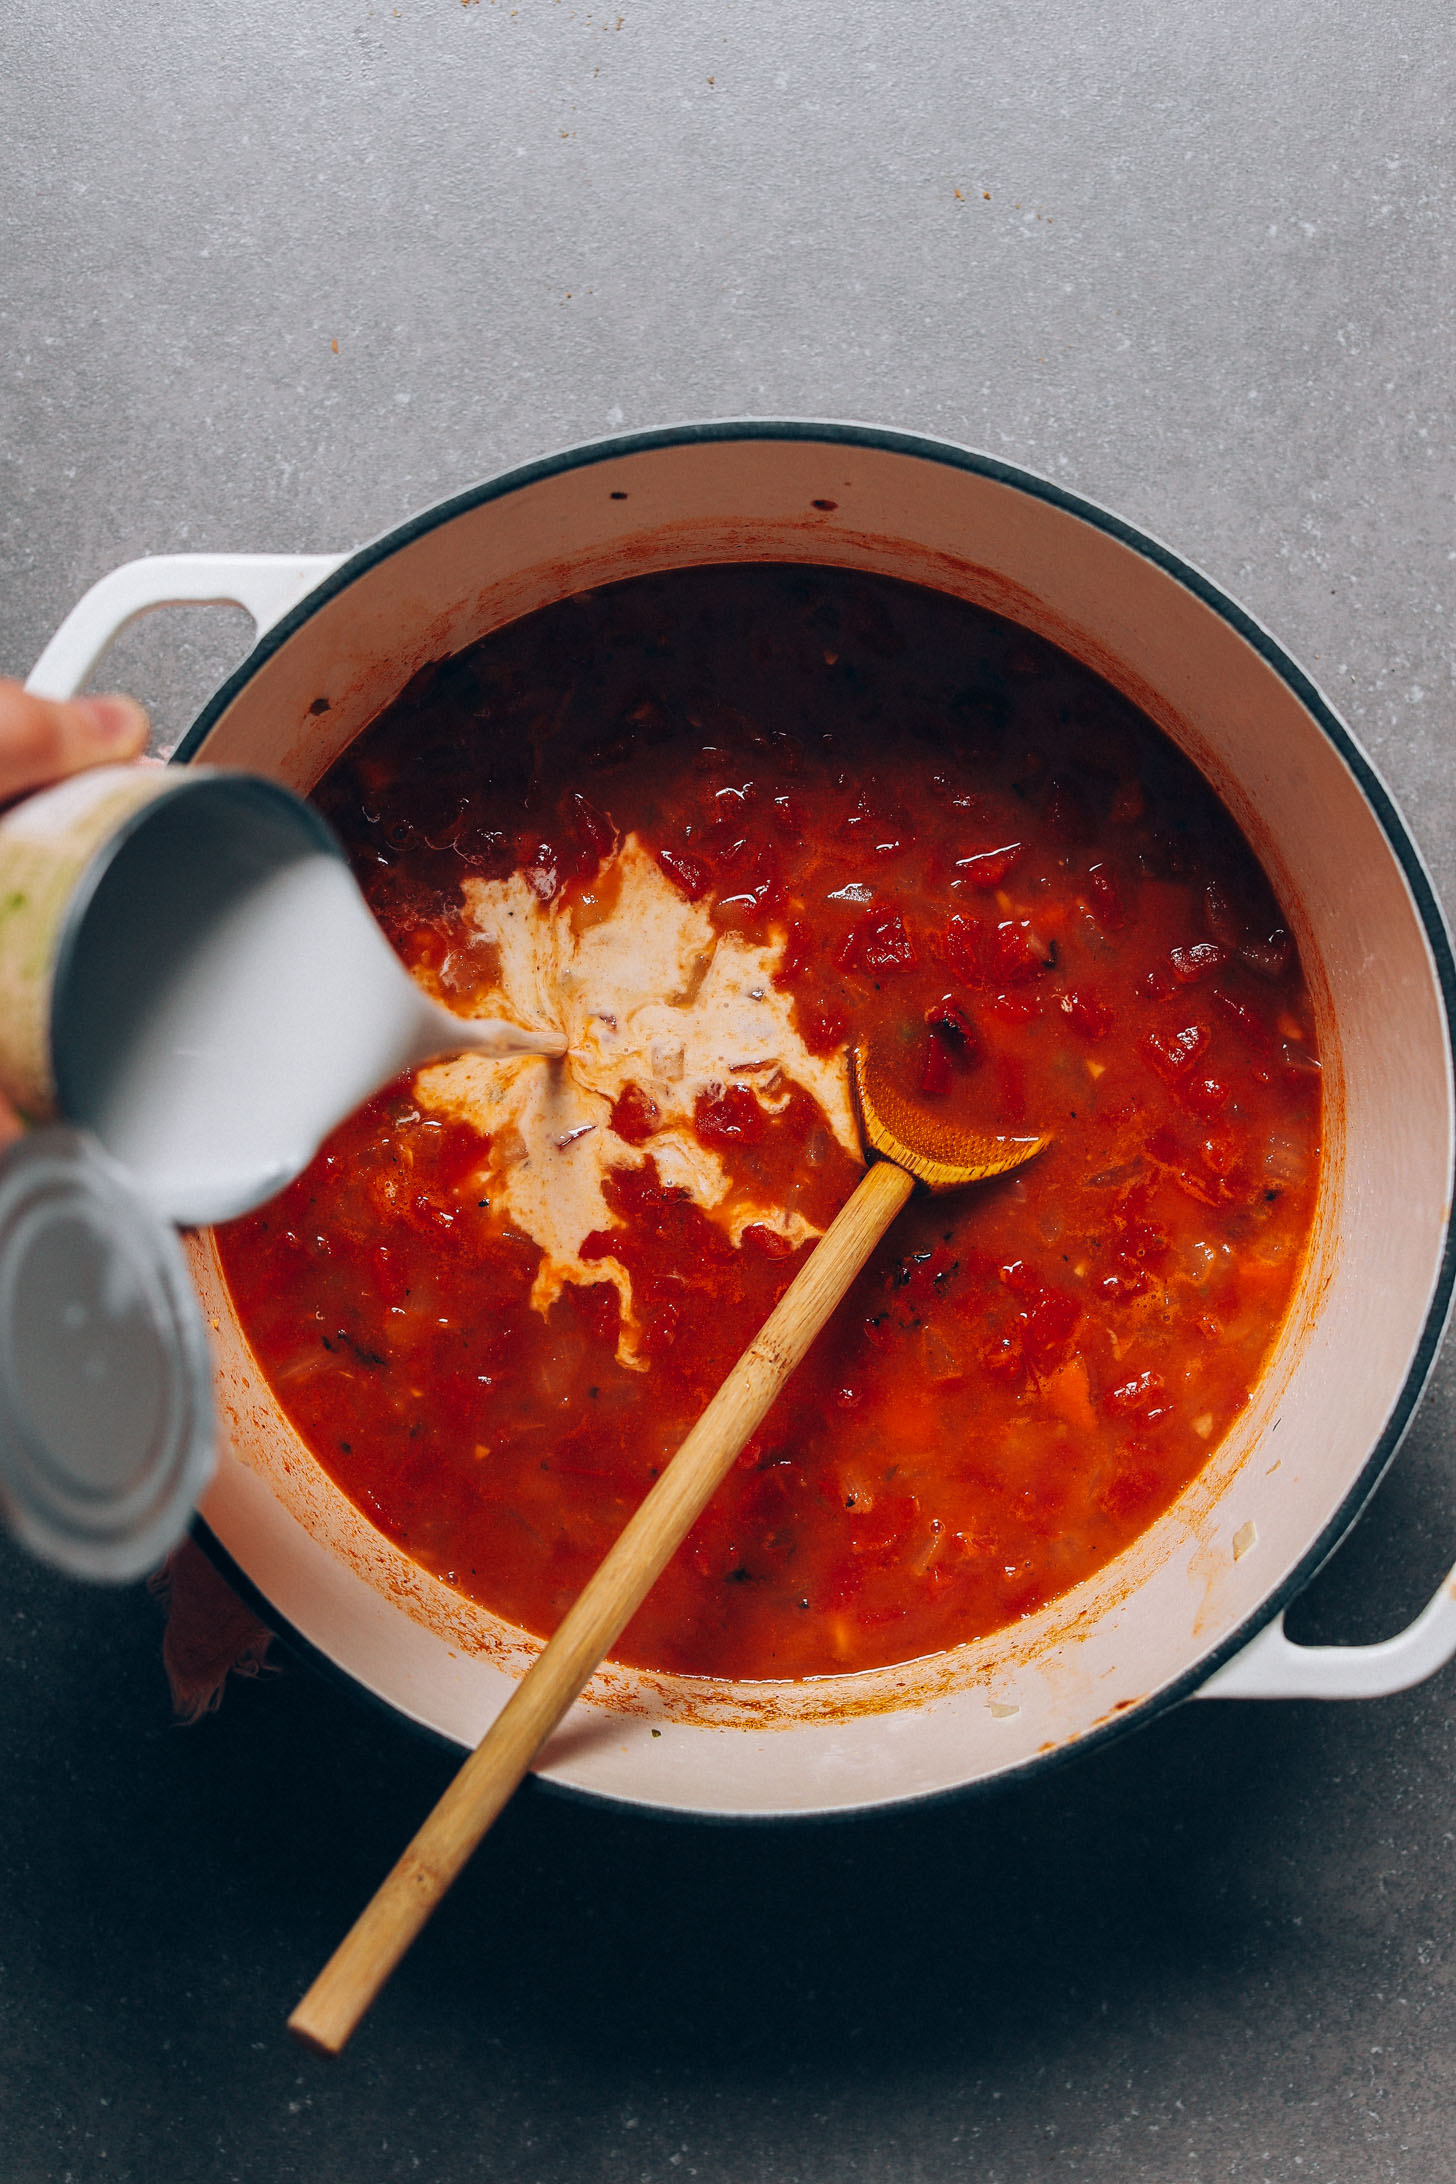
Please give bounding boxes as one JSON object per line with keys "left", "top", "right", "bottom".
{"left": 0, "top": 682, "right": 149, "bottom": 806}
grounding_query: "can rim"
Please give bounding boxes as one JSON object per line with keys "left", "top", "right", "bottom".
{"left": 0, "top": 1124, "right": 216, "bottom": 1583}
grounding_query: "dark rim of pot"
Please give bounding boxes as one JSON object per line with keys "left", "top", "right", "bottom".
{"left": 178, "top": 419, "right": 1456, "bottom": 1825}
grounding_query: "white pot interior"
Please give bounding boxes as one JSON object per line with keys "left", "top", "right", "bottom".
{"left": 181, "top": 431, "right": 1454, "bottom": 1816}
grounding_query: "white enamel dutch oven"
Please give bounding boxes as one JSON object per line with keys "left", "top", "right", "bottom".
{"left": 27, "top": 424, "right": 1456, "bottom": 1817}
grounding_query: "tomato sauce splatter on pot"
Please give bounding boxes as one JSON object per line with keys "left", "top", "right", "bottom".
{"left": 217, "top": 567, "right": 1321, "bottom": 1679}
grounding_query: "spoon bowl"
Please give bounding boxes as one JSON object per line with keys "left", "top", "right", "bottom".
{"left": 850, "top": 1036, "right": 1051, "bottom": 1190}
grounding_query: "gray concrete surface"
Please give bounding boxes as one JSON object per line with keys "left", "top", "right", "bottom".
{"left": 2, "top": 3, "right": 1455, "bottom": 2177}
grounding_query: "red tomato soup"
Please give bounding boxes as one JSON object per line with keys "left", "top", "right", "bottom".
{"left": 217, "top": 566, "right": 1321, "bottom": 1680}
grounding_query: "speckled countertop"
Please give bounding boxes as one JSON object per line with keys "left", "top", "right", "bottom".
{"left": 3, "top": 5, "right": 1455, "bottom": 2178}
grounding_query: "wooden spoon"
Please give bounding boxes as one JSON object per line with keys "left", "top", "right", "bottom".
{"left": 288, "top": 1038, "right": 1049, "bottom": 2055}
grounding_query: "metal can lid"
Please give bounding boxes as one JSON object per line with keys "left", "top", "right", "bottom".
{"left": 0, "top": 1125, "right": 215, "bottom": 1582}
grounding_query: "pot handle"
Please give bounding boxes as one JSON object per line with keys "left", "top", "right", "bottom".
{"left": 1196, "top": 1565, "right": 1456, "bottom": 1701}
{"left": 24, "top": 553, "right": 348, "bottom": 701}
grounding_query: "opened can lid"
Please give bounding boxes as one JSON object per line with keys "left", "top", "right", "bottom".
{"left": 0, "top": 1125, "right": 215, "bottom": 1582}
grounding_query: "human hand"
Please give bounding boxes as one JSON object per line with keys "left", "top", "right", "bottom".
{"left": 0, "top": 679, "right": 150, "bottom": 1142}
{"left": 0, "top": 679, "right": 149, "bottom": 806}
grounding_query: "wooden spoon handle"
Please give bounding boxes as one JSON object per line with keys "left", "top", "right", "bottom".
{"left": 289, "top": 1155, "right": 915, "bottom": 2056}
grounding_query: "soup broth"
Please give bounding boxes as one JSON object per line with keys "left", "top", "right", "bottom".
{"left": 217, "top": 566, "right": 1321, "bottom": 1679}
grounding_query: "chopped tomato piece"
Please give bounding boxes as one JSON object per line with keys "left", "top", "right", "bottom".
{"left": 941, "top": 911, "right": 987, "bottom": 986}
{"left": 1104, "top": 1369, "right": 1168, "bottom": 1420}
{"left": 741, "top": 1222, "right": 796, "bottom": 1260}
{"left": 656, "top": 845, "right": 710, "bottom": 900}
{"left": 1086, "top": 862, "right": 1126, "bottom": 930}
{"left": 798, "top": 997, "right": 848, "bottom": 1054}
{"left": 694, "top": 1083, "right": 766, "bottom": 1147}
{"left": 715, "top": 842, "right": 788, "bottom": 921}
{"left": 1144, "top": 1022, "right": 1212, "bottom": 1083}
{"left": 1060, "top": 986, "right": 1113, "bottom": 1040}
{"left": 610, "top": 1083, "right": 660, "bottom": 1145}
{"left": 835, "top": 907, "right": 917, "bottom": 975}
{"left": 1182, "top": 1075, "right": 1231, "bottom": 1118}
{"left": 573, "top": 1281, "right": 621, "bottom": 1346}
{"left": 1168, "top": 941, "right": 1227, "bottom": 983}
{"left": 568, "top": 791, "right": 617, "bottom": 865}
{"left": 775, "top": 916, "right": 814, "bottom": 984}
{"left": 990, "top": 919, "right": 1043, "bottom": 985}
{"left": 1000, "top": 1260, "right": 1082, "bottom": 1374}
{"left": 1210, "top": 985, "right": 1273, "bottom": 1053}
{"left": 1241, "top": 928, "right": 1294, "bottom": 981}
{"left": 955, "top": 841, "right": 1022, "bottom": 887}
